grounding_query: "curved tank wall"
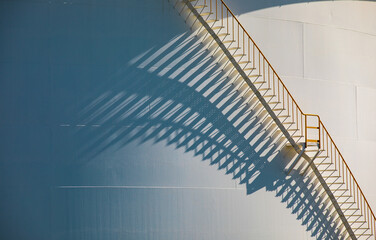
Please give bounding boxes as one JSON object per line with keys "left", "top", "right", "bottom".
{"left": 0, "top": 0, "right": 375, "bottom": 240}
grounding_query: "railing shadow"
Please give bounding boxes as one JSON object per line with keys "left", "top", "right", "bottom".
{"left": 72, "top": 30, "right": 343, "bottom": 239}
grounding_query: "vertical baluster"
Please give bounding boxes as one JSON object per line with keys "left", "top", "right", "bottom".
{"left": 287, "top": 94, "right": 289, "bottom": 117}
{"left": 357, "top": 187, "right": 360, "bottom": 210}
{"left": 232, "top": 15, "right": 234, "bottom": 41}
{"left": 353, "top": 180, "right": 356, "bottom": 209}
{"left": 248, "top": 39, "right": 250, "bottom": 63}
{"left": 243, "top": 29, "right": 245, "bottom": 55}
{"left": 296, "top": 110, "right": 299, "bottom": 134}
{"left": 252, "top": 45, "right": 255, "bottom": 69}
{"left": 237, "top": 23, "right": 239, "bottom": 48}
{"left": 326, "top": 134, "right": 329, "bottom": 159}
{"left": 353, "top": 179, "right": 356, "bottom": 205}
{"left": 364, "top": 201, "right": 370, "bottom": 228}
{"left": 318, "top": 119, "right": 321, "bottom": 148}
{"left": 338, "top": 156, "right": 345, "bottom": 185}
{"left": 215, "top": 0, "right": 217, "bottom": 20}
{"left": 221, "top": 2, "right": 223, "bottom": 26}
{"left": 349, "top": 173, "right": 352, "bottom": 200}
{"left": 305, "top": 115, "right": 307, "bottom": 145}
{"left": 345, "top": 163, "right": 348, "bottom": 191}
{"left": 292, "top": 100, "right": 294, "bottom": 123}
{"left": 372, "top": 213, "right": 375, "bottom": 239}
{"left": 258, "top": 52, "right": 261, "bottom": 77}
{"left": 278, "top": 79, "right": 280, "bottom": 103}
{"left": 268, "top": 65, "right": 270, "bottom": 89}
{"left": 226, "top": 9, "right": 228, "bottom": 34}
{"left": 335, "top": 151, "right": 338, "bottom": 176}
{"left": 330, "top": 141, "right": 333, "bottom": 164}
{"left": 300, "top": 111, "right": 303, "bottom": 137}
{"left": 263, "top": 58, "right": 265, "bottom": 82}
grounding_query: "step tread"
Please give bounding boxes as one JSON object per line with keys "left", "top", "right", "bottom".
{"left": 200, "top": 12, "right": 213, "bottom": 16}
{"left": 248, "top": 74, "right": 262, "bottom": 78}
{"left": 206, "top": 19, "right": 218, "bottom": 23}
{"left": 259, "top": 88, "right": 271, "bottom": 91}
{"left": 244, "top": 67, "right": 256, "bottom": 71}
{"left": 254, "top": 81, "right": 266, "bottom": 84}
{"left": 212, "top": 26, "right": 225, "bottom": 30}
{"left": 233, "top": 53, "right": 246, "bottom": 57}
{"left": 194, "top": 5, "right": 207, "bottom": 9}
{"left": 217, "top": 32, "right": 230, "bottom": 37}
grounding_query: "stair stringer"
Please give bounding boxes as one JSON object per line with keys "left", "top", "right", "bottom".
{"left": 174, "top": 0, "right": 358, "bottom": 239}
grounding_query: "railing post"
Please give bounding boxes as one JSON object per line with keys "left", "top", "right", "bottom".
{"left": 318, "top": 118, "right": 321, "bottom": 148}
{"left": 305, "top": 114, "right": 307, "bottom": 147}
{"left": 215, "top": 0, "right": 217, "bottom": 20}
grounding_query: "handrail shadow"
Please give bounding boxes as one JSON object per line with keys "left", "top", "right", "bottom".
{"left": 71, "top": 29, "right": 342, "bottom": 239}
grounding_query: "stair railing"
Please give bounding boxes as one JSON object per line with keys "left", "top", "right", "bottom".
{"left": 176, "top": 0, "right": 376, "bottom": 238}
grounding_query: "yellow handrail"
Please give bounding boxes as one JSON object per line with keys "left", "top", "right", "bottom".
{"left": 176, "top": 0, "right": 376, "bottom": 238}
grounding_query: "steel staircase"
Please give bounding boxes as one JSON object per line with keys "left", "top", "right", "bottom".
{"left": 169, "top": 0, "right": 376, "bottom": 239}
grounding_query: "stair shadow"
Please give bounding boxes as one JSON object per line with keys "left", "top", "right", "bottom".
{"left": 72, "top": 31, "right": 343, "bottom": 239}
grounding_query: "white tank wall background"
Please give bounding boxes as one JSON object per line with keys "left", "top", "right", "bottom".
{"left": 0, "top": 1, "right": 375, "bottom": 240}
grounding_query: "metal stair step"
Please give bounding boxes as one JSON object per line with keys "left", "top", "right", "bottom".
{"left": 321, "top": 169, "right": 336, "bottom": 172}
{"left": 348, "top": 220, "right": 367, "bottom": 223}
{"left": 200, "top": 12, "right": 213, "bottom": 16}
{"left": 325, "top": 175, "right": 341, "bottom": 178}
{"left": 317, "top": 162, "right": 332, "bottom": 165}
{"left": 254, "top": 81, "right": 266, "bottom": 84}
{"left": 344, "top": 208, "right": 360, "bottom": 211}
{"left": 258, "top": 88, "right": 271, "bottom": 91}
{"left": 206, "top": 19, "right": 218, "bottom": 23}
{"left": 193, "top": 5, "right": 207, "bottom": 9}
{"left": 212, "top": 25, "right": 225, "bottom": 30}
{"left": 244, "top": 67, "right": 256, "bottom": 71}
{"left": 338, "top": 201, "right": 356, "bottom": 204}
{"left": 334, "top": 195, "right": 352, "bottom": 198}
{"left": 248, "top": 74, "right": 262, "bottom": 78}
{"left": 217, "top": 32, "right": 230, "bottom": 37}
